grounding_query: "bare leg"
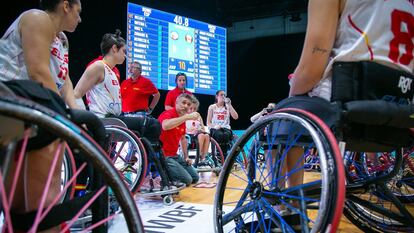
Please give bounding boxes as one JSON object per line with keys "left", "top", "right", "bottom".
{"left": 203, "top": 135, "right": 210, "bottom": 158}
{"left": 7, "top": 140, "right": 64, "bottom": 232}
{"left": 286, "top": 146, "right": 304, "bottom": 208}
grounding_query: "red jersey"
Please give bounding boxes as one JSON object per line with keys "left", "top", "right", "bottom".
{"left": 164, "top": 87, "right": 192, "bottom": 108}
{"left": 158, "top": 109, "right": 186, "bottom": 157}
{"left": 121, "top": 75, "right": 158, "bottom": 112}
{"left": 87, "top": 56, "right": 120, "bottom": 81}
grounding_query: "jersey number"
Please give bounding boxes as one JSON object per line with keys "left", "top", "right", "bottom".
{"left": 389, "top": 10, "right": 414, "bottom": 65}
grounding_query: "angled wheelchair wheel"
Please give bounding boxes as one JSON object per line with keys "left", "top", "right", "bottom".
{"left": 214, "top": 108, "right": 345, "bottom": 233}
{"left": 105, "top": 125, "right": 147, "bottom": 193}
{"left": 61, "top": 145, "right": 77, "bottom": 202}
{"left": 0, "top": 96, "right": 143, "bottom": 232}
{"left": 209, "top": 138, "right": 225, "bottom": 167}
{"left": 343, "top": 149, "right": 414, "bottom": 232}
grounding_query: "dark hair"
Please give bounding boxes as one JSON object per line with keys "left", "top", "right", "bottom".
{"left": 175, "top": 72, "right": 187, "bottom": 87}
{"left": 100, "top": 29, "right": 126, "bottom": 56}
{"left": 215, "top": 90, "right": 225, "bottom": 103}
{"left": 40, "top": 0, "right": 79, "bottom": 11}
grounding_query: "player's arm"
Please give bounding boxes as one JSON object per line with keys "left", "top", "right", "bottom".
{"left": 20, "top": 10, "right": 58, "bottom": 93}
{"left": 289, "top": 0, "right": 340, "bottom": 96}
{"left": 60, "top": 76, "right": 79, "bottom": 109}
{"left": 74, "top": 62, "right": 105, "bottom": 99}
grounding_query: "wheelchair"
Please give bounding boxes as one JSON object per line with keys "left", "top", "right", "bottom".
{"left": 101, "top": 118, "right": 148, "bottom": 194}
{"left": 0, "top": 82, "right": 143, "bottom": 232}
{"left": 214, "top": 61, "right": 414, "bottom": 233}
{"left": 185, "top": 133, "right": 225, "bottom": 175}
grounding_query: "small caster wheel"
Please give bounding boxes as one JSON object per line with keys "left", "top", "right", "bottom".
{"left": 163, "top": 195, "right": 174, "bottom": 205}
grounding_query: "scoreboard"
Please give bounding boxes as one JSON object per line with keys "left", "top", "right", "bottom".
{"left": 127, "top": 3, "right": 227, "bottom": 95}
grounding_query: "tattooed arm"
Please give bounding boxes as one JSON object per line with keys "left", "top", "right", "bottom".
{"left": 289, "top": 0, "right": 342, "bottom": 96}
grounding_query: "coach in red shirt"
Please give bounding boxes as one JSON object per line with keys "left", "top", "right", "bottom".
{"left": 158, "top": 93, "right": 199, "bottom": 186}
{"left": 121, "top": 61, "right": 160, "bottom": 114}
{"left": 164, "top": 72, "right": 192, "bottom": 110}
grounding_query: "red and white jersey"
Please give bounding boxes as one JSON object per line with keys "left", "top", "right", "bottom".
{"left": 0, "top": 10, "right": 69, "bottom": 91}
{"left": 86, "top": 61, "right": 122, "bottom": 117}
{"left": 186, "top": 119, "right": 202, "bottom": 134}
{"left": 209, "top": 104, "right": 231, "bottom": 129}
{"left": 310, "top": 0, "right": 414, "bottom": 100}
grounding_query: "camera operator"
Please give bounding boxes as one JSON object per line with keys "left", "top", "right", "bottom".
{"left": 250, "top": 103, "right": 276, "bottom": 123}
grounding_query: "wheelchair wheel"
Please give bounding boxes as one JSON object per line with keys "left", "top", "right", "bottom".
{"left": 105, "top": 125, "right": 147, "bottom": 193}
{"left": 61, "top": 146, "right": 76, "bottom": 202}
{"left": 214, "top": 108, "right": 345, "bottom": 233}
{"left": 209, "top": 138, "right": 225, "bottom": 167}
{"left": 0, "top": 96, "right": 143, "bottom": 232}
{"left": 343, "top": 150, "right": 414, "bottom": 232}
{"left": 232, "top": 134, "right": 248, "bottom": 170}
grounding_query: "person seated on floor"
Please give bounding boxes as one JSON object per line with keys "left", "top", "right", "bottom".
{"left": 158, "top": 93, "right": 200, "bottom": 186}
{"left": 185, "top": 96, "right": 210, "bottom": 166}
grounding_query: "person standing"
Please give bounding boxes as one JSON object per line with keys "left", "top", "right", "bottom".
{"left": 164, "top": 72, "right": 192, "bottom": 110}
{"left": 121, "top": 61, "right": 160, "bottom": 115}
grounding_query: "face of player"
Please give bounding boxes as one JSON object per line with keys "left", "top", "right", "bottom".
{"left": 63, "top": 0, "right": 82, "bottom": 32}
{"left": 176, "top": 97, "right": 192, "bottom": 116}
{"left": 113, "top": 45, "right": 126, "bottom": 65}
{"left": 176, "top": 76, "right": 186, "bottom": 89}
{"left": 216, "top": 91, "right": 226, "bottom": 103}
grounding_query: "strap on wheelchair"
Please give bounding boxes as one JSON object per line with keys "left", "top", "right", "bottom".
{"left": 11, "top": 191, "right": 97, "bottom": 231}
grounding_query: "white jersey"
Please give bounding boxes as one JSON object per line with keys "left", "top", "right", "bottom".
{"left": 209, "top": 104, "right": 231, "bottom": 130}
{"left": 309, "top": 0, "right": 414, "bottom": 100}
{"left": 86, "top": 61, "right": 122, "bottom": 117}
{"left": 0, "top": 10, "right": 69, "bottom": 91}
{"left": 186, "top": 119, "right": 202, "bottom": 134}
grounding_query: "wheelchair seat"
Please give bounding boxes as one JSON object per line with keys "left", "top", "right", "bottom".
{"left": 332, "top": 61, "right": 414, "bottom": 151}
{"left": 277, "top": 61, "right": 414, "bottom": 152}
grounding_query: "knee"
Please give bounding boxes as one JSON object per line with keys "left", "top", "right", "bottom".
{"left": 182, "top": 175, "right": 193, "bottom": 186}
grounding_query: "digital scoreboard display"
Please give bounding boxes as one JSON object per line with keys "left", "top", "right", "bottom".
{"left": 127, "top": 3, "right": 227, "bottom": 95}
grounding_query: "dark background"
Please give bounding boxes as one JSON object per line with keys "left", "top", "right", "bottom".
{"left": 1, "top": 0, "right": 306, "bottom": 130}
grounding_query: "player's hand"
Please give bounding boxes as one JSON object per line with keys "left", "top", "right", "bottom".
{"left": 225, "top": 97, "right": 231, "bottom": 104}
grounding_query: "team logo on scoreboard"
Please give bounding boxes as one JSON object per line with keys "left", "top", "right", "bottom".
{"left": 142, "top": 7, "right": 152, "bottom": 17}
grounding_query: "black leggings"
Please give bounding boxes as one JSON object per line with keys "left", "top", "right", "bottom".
{"left": 115, "top": 115, "right": 161, "bottom": 144}
{"left": 210, "top": 128, "right": 233, "bottom": 155}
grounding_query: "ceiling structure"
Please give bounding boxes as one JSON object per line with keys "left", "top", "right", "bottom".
{"left": 148, "top": 0, "right": 309, "bottom": 41}
{"left": 216, "top": 0, "right": 308, "bottom": 23}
